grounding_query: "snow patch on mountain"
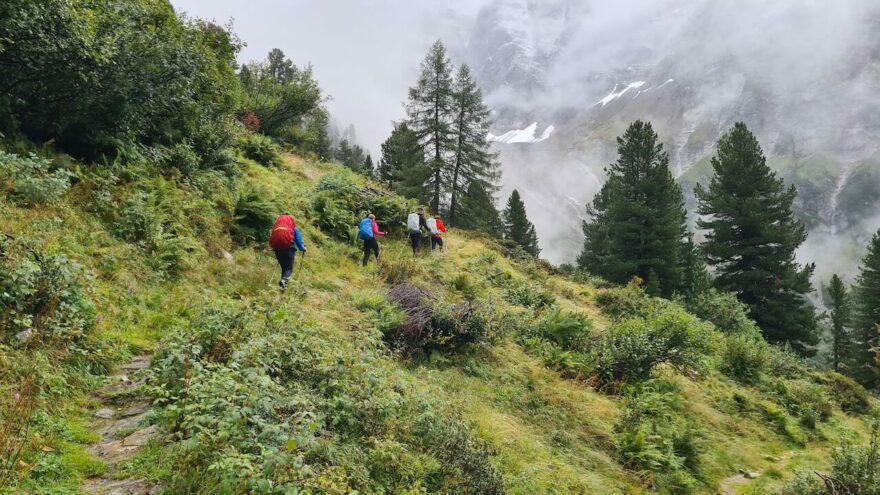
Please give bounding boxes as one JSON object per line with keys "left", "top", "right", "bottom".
{"left": 488, "top": 122, "right": 555, "bottom": 143}
{"left": 597, "top": 81, "right": 647, "bottom": 106}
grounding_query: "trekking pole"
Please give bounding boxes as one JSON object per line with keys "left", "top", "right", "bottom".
{"left": 298, "top": 250, "right": 306, "bottom": 277}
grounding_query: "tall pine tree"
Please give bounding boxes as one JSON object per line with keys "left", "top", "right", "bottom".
{"left": 577, "top": 120, "right": 688, "bottom": 297}
{"left": 363, "top": 154, "right": 374, "bottom": 178}
{"left": 695, "top": 122, "right": 817, "bottom": 355}
{"left": 851, "top": 230, "right": 880, "bottom": 388}
{"left": 458, "top": 181, "right": 503, "bottom": 238}
{"left": 502, "top": 190, "right": 540, "bottom": 256}
{"left": 378, "top": 122, "right": 430, "bottom": 203}
{"left": 449, "top": 64, "right": 499, "bottom": 227}
{"left": 826, "top": 274, "right": 851, "bottom": 373}
{"left": 406, "top": 40, "right": 455, "bottom": 213}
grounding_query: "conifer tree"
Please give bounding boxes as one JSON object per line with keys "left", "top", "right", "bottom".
{"left": 578, "top": 120, "right": 688, "bottom": 297}
{"left": 378, "top": 122, "right": 431, "bottom": 202}
{"left": 457, "top": 181, "right": 503, "bottom": 238}
{"left": 680, "top": 234, "right": 713, "bottom": 303}
{"left": 826, "top": 274, "right": 851, "bottom": 373}
{"left": 363, "top": 154, "right": 374, "bottom": 178}
{"left": 695, "top": 122, "right": 817, "bottom": 355}
{"left": 406, "top": 40, "right": 455, "bottom": 213}
{"left": 449, "top": 64, "right": 499, "bottom": 226}
{"left": 851, "top": 230, "right": 880, "bottom": 388}
{"left": 502, "top": 190, "right": 540, "bottom": 256}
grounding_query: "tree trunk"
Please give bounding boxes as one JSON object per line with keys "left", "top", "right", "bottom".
{"left": 450, "top": 106, "right": 465, "bottom": 226}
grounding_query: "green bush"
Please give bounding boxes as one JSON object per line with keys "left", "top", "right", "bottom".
{"left": 594, "top": 307, "right": 714, "bottom": 387}
{"left": 531, "top": 309, "right": 592, "bottom": 350}
{"left": 231, "top": 186, "right": 278, "bottom": 245}
{"left": 686, "top": 289, "right": 762, "bottom": 338}
{"left": 0, "top": 236, "right": 95, "bottom": 352}
{"left": 596, "top": 282, "right": 666, "bottom": 321}
{"left": 0, "top": 151, "right": 72, "bottom": 206}
{"left": 818, "top": 372, "right": 873, "bottom": 414}
{"left": 238, "top": 133, "right": 282, "bottom": 167}
{"left": 503, "top": 279, "right": 555, "bottom": 310}
{"left": 720, "top": 334, "right": 770, "bottom": 383}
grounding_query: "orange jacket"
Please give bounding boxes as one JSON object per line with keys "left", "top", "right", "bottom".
{"left": 433, "top": 218, "right": 447, "bottom": 238}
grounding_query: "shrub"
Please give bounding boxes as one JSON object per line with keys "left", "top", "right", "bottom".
{"left": 720, "top": 334, "right": 770, "bottom": 383}
{"left": 686, "top": 289, "right": 762, "bottom": 338}
{"left": 238, "top": 133, "right": 282, "bottom": 167}
{"left": 0, "top": 236, "right": 95, "bottom": 351}
{"left": 231, "top": 186, "right": 278, "bottom": 245}
{"left": 0, "top": 151, "right": 72, "bottom": 206}
{"left": 531, "top": 309, "right": 592, "bottom": 351}
{"left": 503, "top": 279, "right": 555, "bottom": 310}
{"left": 818, "top": 372, "right": 872, "bottom": 414}
{"left": 448, "top": 273, "right": 479, "bottom": 301}
{"left": 594, "top": 307, "right": 713, "bottom": 388}
{"left": 596, "top": 282, "right": 666, "bottom": 321}
{"left": 379, "top": 256, "right": 419, "bottom": 285}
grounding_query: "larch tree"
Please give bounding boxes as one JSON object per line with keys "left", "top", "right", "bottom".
{"left": 502, "top": 189, "right": 540, "bottom": 257}
{"left": 577, "top": 120, "right": 689, "bottom": 297}
{"left": 695, "top": 122, "right": 817, "bottom": 355}
{"left": 449, "top": 64, "right": 499, "bottom": 226}
{"left": 851, "top": 230, "right": 880, "bottom": 388}
{"left": 406, "top": 40, "right": 455, "bottom": 213}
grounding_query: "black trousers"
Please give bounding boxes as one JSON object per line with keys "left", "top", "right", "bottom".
{"left": 409, "top": 233, "right": 422, "bottom": 254}
{"left": 431, "top": 236, "right": 443, "bottom": 251}
{"left": 274, "top": 247, "right": 295, "bottom": 285}
{"left": 362, "top": 238, "right": 379, "bottom": 266}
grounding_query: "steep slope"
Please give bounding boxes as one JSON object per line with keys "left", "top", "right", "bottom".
{"left": 1, "top": 152, "right": 877, "bottom": 495}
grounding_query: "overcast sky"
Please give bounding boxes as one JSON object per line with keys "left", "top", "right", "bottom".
{"left": 171, "top": 0, "right": 487, "bottom": 155}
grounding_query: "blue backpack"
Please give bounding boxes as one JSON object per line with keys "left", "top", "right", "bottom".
{"left": 358, "top": 218, "right": 374, "bottom": 240}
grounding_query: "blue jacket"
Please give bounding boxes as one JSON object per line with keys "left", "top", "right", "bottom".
{"left": 292, "top": 226, "right": 306, "bottom": 252}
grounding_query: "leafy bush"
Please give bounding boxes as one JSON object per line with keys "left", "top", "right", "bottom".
{"left": 817, "top": 372, "right": 873, "bottom": 414}
{"left": 531, "top": 309, "right": 593, "bottom": 350}
{"left": 503, "top": 279, "right": 556, "bottom": 310}
{"left": 0, "top": 151, "right": 72, "bottom": 206}
{"left": 594, "top": 307, "right": 714, "bottom": 388}
{"left": 765, "top": 378, "right": 834, "bottom": 428}
{"left": 0, "top": 236, "right": 95, "bottom": 351}
{"left": 719, "top": 334, "right": 770, "bottom": 383}
{"left": 231, "top": 186, "right": 278, "bottom": 245}
{"left": 686, "top": 289, "right": 762, "bottom": 338}
{"left": 238, "top": 133, "right": 282, "bottom": 167}
{"left": 596, "top": 282, "right": 666, "bottom": 321}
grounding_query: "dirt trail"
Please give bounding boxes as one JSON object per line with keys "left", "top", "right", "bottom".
{"left": 718, "top": 453, "right": 792, "bottom": 495}
{"left": 81, "top": 355, "right": 162, "bottom": 495}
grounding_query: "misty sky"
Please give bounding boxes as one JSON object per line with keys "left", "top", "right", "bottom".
{"left": 170, "top": 0, "right": 489, "bottom": 155}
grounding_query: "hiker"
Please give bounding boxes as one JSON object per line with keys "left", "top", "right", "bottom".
{"left": 426, "top": 213, "right": 447, "bottom": 252}
{"left": 358, "top": 213, "right": 386, "bottom": 266}
{"left": 406, "top": 207, "right": 429, "bottom": 256}
{"left": 269, "top": 213, "right": 306, "bottom": 292}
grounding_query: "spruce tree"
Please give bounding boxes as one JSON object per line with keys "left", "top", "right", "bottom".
{"left": 695, "top": 122, "right": 817, "bottom": 355}
{"left": 851, "top": 230, "right": 880, "bottom": 388}
{"left": 502, "top": 190, "right": 540, "bottom": 256}
{"left": 826, "top": 274, "right": 851, "bottom": 373}
{"left": 458, "top": 181, "right": 503, "bottom": 238}
{"left": 577, "top": 120, "right": 689, "bottom": 297}
{"left": 363, "top": 155, "right": 374, "bottom": 178}
{"left": 449, "top": 64, "right": 499, "bottom": 226}
{"left": 378, "top": 122, "right": 431, "bottom": 202}
{"left": 406, "top": 40, "right": 455, "bottom": 213}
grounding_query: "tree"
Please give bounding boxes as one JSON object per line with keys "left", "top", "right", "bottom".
{"left": 449, "top": 64, "right": 499, "bottom": 226}
{"left": 502, "top": 190, "right": 540, "bottom": 256}
{"left": 577, "top": 120, "right": 689, "bottom": 297}
{"left": 378, "top": 123, "right": 431, "bottom": 203}
{"left": 363, "top": 155, "right": 374, "bottom": 178}
{"left": 406, "top": 40, "right": 455, "bottom": 213}
{"left": 457, "top": 181, "right": 503, "bottom": 237}
{"left": 826, "top": 274, "right": 851, "bottom": 373}
{"left": 334, "top": 138, "right": 366, "bottom": 173}
{"left": 851, "top": 230, "right": 880, "bottom": 388}
{"left": 695, "top": 122, "right": 817, "bottom": 355}
{"left": 266, "top": 48, "right": 295, "bottom": 84}
{"left": 680, "top": 234, "right": 713, "bottom": 303}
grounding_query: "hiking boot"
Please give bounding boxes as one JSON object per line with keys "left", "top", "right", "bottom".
{"left": 280, "top": 278, "right": 289, "bottom": 292}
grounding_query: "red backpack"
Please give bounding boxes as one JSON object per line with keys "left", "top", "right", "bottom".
{"left": 269, "top": 215, "right": 296, "bottom": 250}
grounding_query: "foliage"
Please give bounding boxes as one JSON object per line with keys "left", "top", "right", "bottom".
{"left": 0, "top": 236, "right": 95, "bottom": 352}
{"left": 0, "top": 152, "right": 72, "bottom": 207}
{"left": 503, "top": 279, "right": 556, "bottom": 310}
{"left": 826, "top": 273, "right": 853, "bottom": 373}
{"left": 719, "top": 334, "right": 771, "bottom": 383}
{"left": 851, "top": 229, "right": 880, "bottom": 388}
{"left": 685, "top": 288, "right": 762, "bottom": 339}
{"left": 231, "top": 186, "right": 278, "bottom": 245}
{"left": 457, "top": 180, "right": 504, "bottom": 237}
{"left": 502, "top": 189, "right": 540, "bottom": 256}
{"left": 696, "top": 122, "right": 817, "bottom": 355}
{"left": 531, "top": 309, "right": 593, "bottom": 350}
{"left": 309, "top": 171, "right": 415, "bottom": 241}
{"left": 0, "top": 0, "right": 241, "bottom": 164}
{"left": 579, "top": 120, "right": 689, "bottom": 297}
{"left": 378, "top": 122, "right": 430, "bottom": 203}
{"left": 333, "top": 138, "right": 368, "bottom": 174}
{"left": 237, "top": 133, "right": 282, "bottom": 167}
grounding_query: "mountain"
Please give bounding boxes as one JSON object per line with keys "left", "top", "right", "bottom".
{"left": 457, "top": 0, "right": 880, "bottom": 274}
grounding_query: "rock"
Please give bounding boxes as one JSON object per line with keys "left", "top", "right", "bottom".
{"left": 100, "top": 412, "right": 148, "bottom": 440}
{"left": 122, "top": 425, "right": 158, "bottom": 447}
{"left": 222, "top": 250, "right": 234, "bottom": 262}
{"left": 764, "top": 454, "right": 781, "bottom": 462}
{"left": 91, "top": 440, "right": 138, "bottom": 463}
{"left": 119, "top": 402, "right": 149, "bottom": 418}
{"left": 95, "top": 408, "right": 115, "bottom": 419}
{"left": 83, "top": 478, "right": 155, "bottom": 495}
{"left": 119, "top": 356, "right": 151, "bottom": 372}
{"left": 15, "top": 329, "right": 32, "bottom": 343}
{"left": 745, "top": 471, "right": 761, "bottom": 479}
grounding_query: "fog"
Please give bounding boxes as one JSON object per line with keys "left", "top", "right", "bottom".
{"left": 171, "top": 0, "right": 880, "bottom": 276}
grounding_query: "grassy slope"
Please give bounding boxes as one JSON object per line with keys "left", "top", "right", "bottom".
{"left": 1, "top": 153, "right": 875, "bottom": 494}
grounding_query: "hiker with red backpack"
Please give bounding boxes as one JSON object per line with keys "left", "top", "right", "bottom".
{"left": 269, "top": 213, "right": 306, "bottom": 292}
{"left": 358, "top": 213, "right": 386, "bottom": 266}
{"left": 426, "top": 213, "right": 447, "bottom": 252}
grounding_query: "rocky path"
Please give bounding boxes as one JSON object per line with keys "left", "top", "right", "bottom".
{"left": 718, "top": 454, "right": 791, "bottom": 495}
{"left": 81, "top": 355, "right": 162, "bottom": 495}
